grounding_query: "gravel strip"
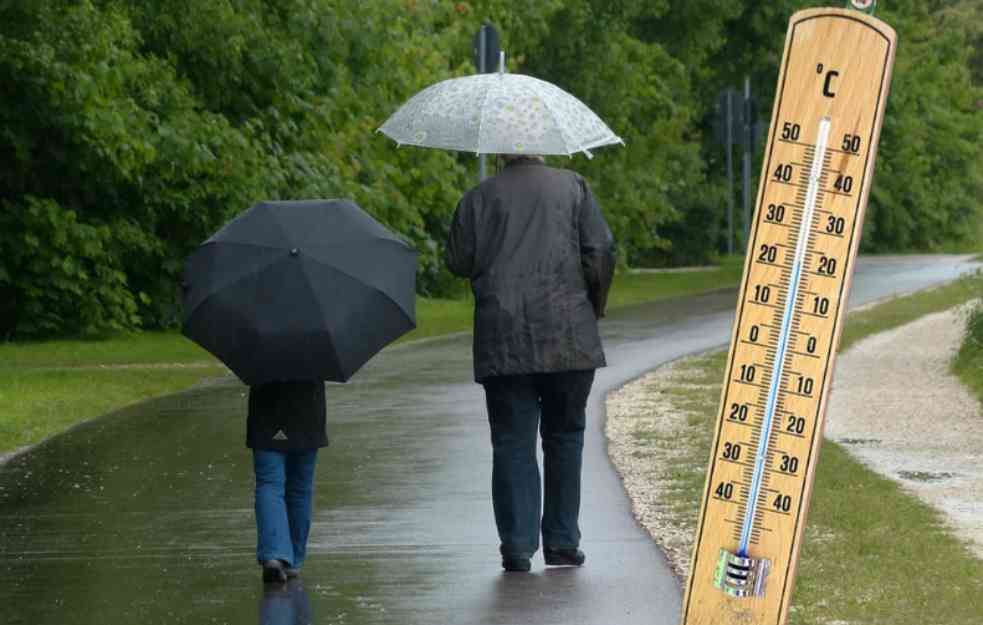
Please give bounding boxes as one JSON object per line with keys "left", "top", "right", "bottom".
{"left": 606, "top": 360, "right": 715, "bottom": 577}
{"left": 605, "top": 302, "right": 983, "bottom": 578}
{"left": 825, "top": 304, "right": 983, "bottom": 558}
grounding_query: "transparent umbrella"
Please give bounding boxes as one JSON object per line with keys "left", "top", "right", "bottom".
{"left": 378, "top": 53, "right": 623, "bottom": 159}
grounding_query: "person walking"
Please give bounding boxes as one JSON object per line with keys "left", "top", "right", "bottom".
{"left": 446, "top": 154, "right": 616, "bottom": 572}
{"left": 248, "top": 379, "right": 328, "bottom": 583}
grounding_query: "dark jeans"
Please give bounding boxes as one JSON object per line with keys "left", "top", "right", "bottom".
{"left": 481, "top": 370, "right": 596, "bottom": 557}
{"left": 253, "top": 449, "right": 318, "bottom": 568}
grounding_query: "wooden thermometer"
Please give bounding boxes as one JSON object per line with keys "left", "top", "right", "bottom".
{"left": 682, "top": 6, "right": 896, "bottom": 625}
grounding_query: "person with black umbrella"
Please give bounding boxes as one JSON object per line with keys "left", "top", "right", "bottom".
{"left": 446, "top": 154, "right": 616, "bottom": 573}
{"left": 247, "top": 380, "right": 327, "bottom": 583}
{"left": 182, "top": 200, "right": 417, "bottom": 583}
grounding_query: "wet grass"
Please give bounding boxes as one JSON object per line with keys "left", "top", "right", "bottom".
{"left": 0, "top": 330, "right": 216, "bottom": 368}
{"left": 0, "top": 367, "right": 224, "bottom": 452}
{"left": 0, "top": 263, "right": 744, "bottom": 454}
{"left": 839, "top": 270, "right": 983, "bottom": 351}
{"left": 407, "top": 255, "right": 744, "bottom": 342}
{"left": 625, "top": 275, "right": 983, "bottom": 625}
{"left": 604, "top": 255, "right": 744, "bottom": 311}
{"left": 952, "top": 294, "right": 983, "bottom": 404}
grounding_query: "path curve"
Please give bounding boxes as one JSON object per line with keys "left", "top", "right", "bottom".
{"left": 0, "top": 255, "right": 977, "bottom": 625}
{"left": 826, "top": 304, "right": 983, "bottom": 557}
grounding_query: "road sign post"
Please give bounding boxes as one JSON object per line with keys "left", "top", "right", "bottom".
{"left": 742, "top": 76, "right": 753, "bottom": 247}
{"left": 473, "top": 23, "right": 500, "bottom": 181}
{"left": 726, "top": 92, "right": 735, "bottom": 255}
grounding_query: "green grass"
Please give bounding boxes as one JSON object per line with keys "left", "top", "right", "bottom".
{"left": 953, "top": 299, "right": 983, "bottom": 404}
{"left": 628, "top": 272, "right": 983, "bottom": 625}
{"left": 605, "top": 255, "right": 744, "bottom": 310}
{"left": 0, "top": 330, "right": 216, "bottom": 369}
{"left": 840, "top": 270, "right": 983, "bottom": 351}
{"left": 0, "top": 262, "right": 744, "bottom": 455}
{"left": 0, "top": 367, "right": 224, "bottom": 451}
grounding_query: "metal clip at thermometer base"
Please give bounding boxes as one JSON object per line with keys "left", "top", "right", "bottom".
{"left": 714, "top": 549, "right": 771, "bottom": 598}
{"left": 681, "top": 8, "right": 896, "bottom": 625}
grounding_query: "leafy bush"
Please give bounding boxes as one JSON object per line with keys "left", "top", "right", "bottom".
{"left": 0, "top": 0, "right": 980, "bottom": 338}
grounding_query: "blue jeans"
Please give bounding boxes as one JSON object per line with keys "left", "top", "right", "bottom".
{"left": 253, "top": 449, "right": 318, "bottom": 568}
{"left": 482, "top": 370, "right": 595, "bottom": 557}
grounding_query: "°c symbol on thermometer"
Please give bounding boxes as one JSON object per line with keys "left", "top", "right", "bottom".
{"left": 823, "top": 69, "right": 839, "bottom": 98}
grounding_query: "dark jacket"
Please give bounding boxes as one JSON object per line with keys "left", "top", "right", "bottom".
{"left": 247, "top": 380, "right": 328, "bottom": 451}
{"left": 446, "top": 159, "right": 615, "bottom": 382}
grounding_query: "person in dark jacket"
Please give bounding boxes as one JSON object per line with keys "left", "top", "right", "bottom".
{"left": 247, "top": 380, "right": 328, "bottom": 583}
{"left": 446, "top": 154, "right": 616, "bottom": 572}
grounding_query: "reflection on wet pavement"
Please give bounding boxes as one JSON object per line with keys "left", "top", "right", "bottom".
{"left": 261, "top": 580, "right": 312, "bottom": 625}
{"left": 0, "top": 255, "right": 977, "bottom": 625}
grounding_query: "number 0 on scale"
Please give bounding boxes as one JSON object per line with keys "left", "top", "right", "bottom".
{"left": 682, "top": 8, "right": 896, "bottom": 625}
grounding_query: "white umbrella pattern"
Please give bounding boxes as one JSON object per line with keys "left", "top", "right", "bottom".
{"left": 379, "top": 53, "right": 623, "bottom": 159}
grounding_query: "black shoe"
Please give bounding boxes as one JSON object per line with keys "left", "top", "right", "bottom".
{"left": 501, "top": 555, "right": 532, "bottom": 572}
{"left": 261, "top": 559, "right": 288, "bottom": 583}
{"left": 544, "top": 548, "right": 585, "bottom": 566}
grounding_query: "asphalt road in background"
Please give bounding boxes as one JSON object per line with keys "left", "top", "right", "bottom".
{"left": 0, "top": 254, "right": 977, "bottom": 625}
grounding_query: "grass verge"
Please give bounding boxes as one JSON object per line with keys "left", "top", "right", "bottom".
{"left": 615, "top": 271, "right": 983, "bottom": 624}
{"left": 953, "top": 299, "right": 983, "bottom": 404}
{"left": 0, "top": 259, "right": 743, "bottom": 455}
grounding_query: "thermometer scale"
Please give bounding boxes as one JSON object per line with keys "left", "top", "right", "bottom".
{"left": 682, "top": 6, "right": 896, "bottom": 625}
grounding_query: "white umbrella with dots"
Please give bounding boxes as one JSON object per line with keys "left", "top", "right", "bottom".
{"left": 379, "top": 53, "right": 623, "bottom": 159}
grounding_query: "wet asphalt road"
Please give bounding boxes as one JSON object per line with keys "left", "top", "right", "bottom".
{"left": 0, "top": 255, "right": 977, "bottom": 625}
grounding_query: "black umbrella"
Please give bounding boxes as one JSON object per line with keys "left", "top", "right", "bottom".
{"left": 182, "top": 199, "right": 417, "bottom": 385}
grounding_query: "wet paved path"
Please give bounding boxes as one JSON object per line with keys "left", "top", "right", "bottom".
{"left": 1, "top": 255, "right": 977, "bottom": 625}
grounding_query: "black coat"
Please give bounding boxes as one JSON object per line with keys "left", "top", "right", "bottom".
{"left": 446, "top": 159, "right": 616, "bottom": 382}
{"left": 247, "top": 380, "right": 328, "bottom": 451}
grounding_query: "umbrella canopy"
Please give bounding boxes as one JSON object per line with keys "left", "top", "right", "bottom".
{"left": 182, "top": 199, "right": 417, "bottom": 385}
{"left": 378, "top": 69, "right": 623, "bottom": 158}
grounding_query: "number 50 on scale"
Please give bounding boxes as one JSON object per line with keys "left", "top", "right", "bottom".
{"left": 682, "top": 7, "right": 896, "bottom": 625}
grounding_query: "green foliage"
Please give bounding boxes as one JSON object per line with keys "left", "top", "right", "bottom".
{"left": 0, "top": 196, "right": 137, "bottom": 337}
{"left": 954, "top": 299, "right": 983, "bottom": 404}
{"left": 0, "top": 0, "right": 980, "bottom": 338}
{"left": 864, "top": 1, "right": 983, "bottom": 250}
{"left": 702, "top": 0, "right": 983, "bottom": 253}
{"left": 953, "top": 271, "right": 983, "bottom": 405}
{"left": 0, "top": 0, "right": 270, "bottom": 335}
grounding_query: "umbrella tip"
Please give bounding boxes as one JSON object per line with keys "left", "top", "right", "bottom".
{"left": 499, "top": 51, "right": 505, "bottom": 75}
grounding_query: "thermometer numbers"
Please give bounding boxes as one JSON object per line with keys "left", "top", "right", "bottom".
{"left": 772, "top": 493, "right": 793, "bottom": 513}
{"left": 816, "top": 255, "right": 837, "bottom": 276}
{"left": 826, "top": 216, "right": 846, "bottom": 235}
{"left": 781, "top": 122, "right": 801, "bottom": 141}
{"left": 795, "top": 375, "right": 815, "bottom": 396}
{"left": 766, "top": 203, "right": 786, "bottom": 223}
{"left": 842, "top": 133, "right": 862, "bottom": 153}
{"left": 778, "top": 453, "right": 800, "bottom": 474}
{"left": 714, "top": 482, "right": 735, "bottom": 500}
{"left": 833, "top": 174, "right": 854, "bottom": 194}
{"left": 722, "top": 442, "right": 744, "bottom": 461}
{"left": 786, "top": 416, "right": 807, "bottom": 435}
{"left": 758, "top": 244, "right": 779, "bottom": 264}
{"left": 753, "top": 285, "right": 772, "bottom": 304}
{"left": 773, "top": 163, "right": 794, "bottom": 183}
{"left": 729, "top": 403, "right": 750, "bottom": 422}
